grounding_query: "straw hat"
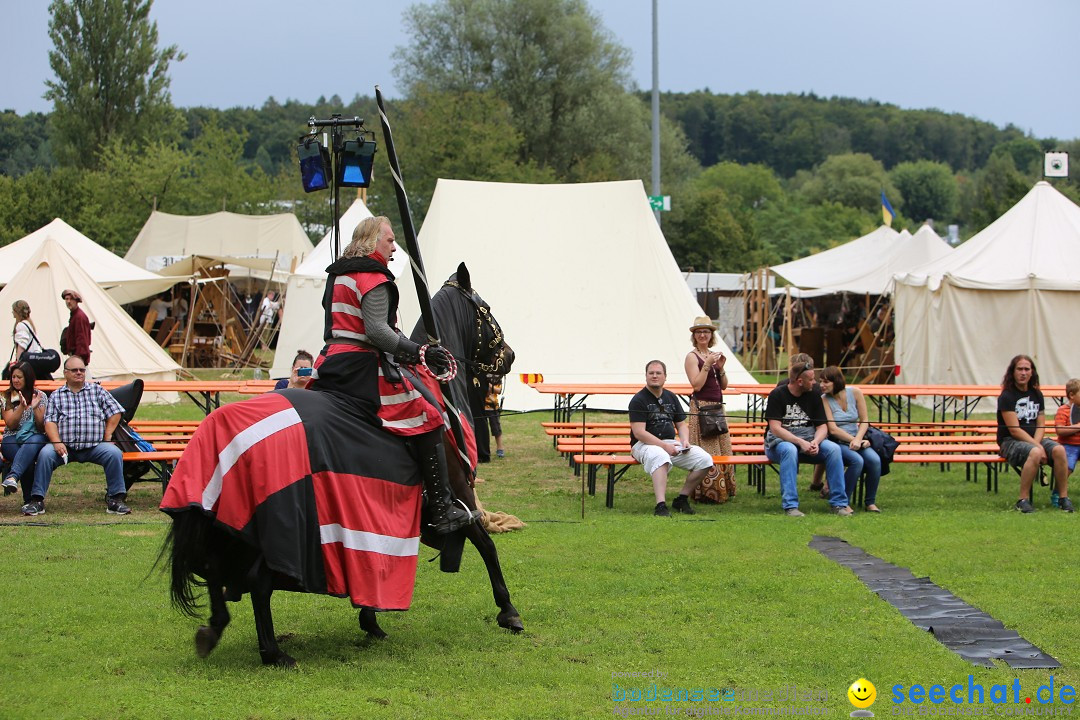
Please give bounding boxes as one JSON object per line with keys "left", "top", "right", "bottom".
{"left": 689, "top": 316, "right": 716, "bottom": 332}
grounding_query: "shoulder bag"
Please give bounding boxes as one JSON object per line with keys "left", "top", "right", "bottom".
{"left": 18, "top": 323, "right": 61, "bottom": 377}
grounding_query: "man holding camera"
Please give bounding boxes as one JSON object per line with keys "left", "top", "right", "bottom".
{"left": 20, "top": 355, "right": 128, "bottom": 516}
{"left": 629, "top": 360, "right": 713, "bottom": 517}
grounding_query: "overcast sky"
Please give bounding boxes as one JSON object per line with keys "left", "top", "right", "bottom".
{"left": 4, "top": 0, "right": 1078, "bottom": 141}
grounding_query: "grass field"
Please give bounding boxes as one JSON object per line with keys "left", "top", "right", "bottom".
{"left": 0, "top": 394, "right": 1077, "bottom": 720}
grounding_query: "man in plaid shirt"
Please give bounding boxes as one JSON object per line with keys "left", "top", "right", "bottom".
{"left": 20, "top": 356, "right": 128, "bottom": 516}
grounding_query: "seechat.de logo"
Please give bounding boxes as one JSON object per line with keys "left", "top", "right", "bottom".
{"left": 849, "top": 678, "right": 877, "bottom": 717}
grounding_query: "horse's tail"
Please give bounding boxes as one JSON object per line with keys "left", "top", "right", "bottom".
{"left": 157, "top": 509, "right": 213, "bottom": 618}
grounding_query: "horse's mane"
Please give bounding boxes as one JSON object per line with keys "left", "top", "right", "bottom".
{"left": 409, "top": 266, "right": 481, "bottom": 428}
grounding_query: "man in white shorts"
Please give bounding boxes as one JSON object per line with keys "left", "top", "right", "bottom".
{"left": 628, "top": 360, "right": 714, "bottom": 516}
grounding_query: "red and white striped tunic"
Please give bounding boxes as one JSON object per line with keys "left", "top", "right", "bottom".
{"left": 313, "top": 269, "right": 443, "bottom": 436}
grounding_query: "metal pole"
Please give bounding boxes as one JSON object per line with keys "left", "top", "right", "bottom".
{"left": 651, "top": 0, "right": 661, "bottom": 227}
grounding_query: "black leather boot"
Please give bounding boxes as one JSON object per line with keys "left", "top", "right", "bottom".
{"left": 420, "top": 441, "right": 481, "bottom": 534}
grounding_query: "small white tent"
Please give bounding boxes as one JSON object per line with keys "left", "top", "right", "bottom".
{"left": 126, "top": 210, "right": 315, "bottom": 280}
{"left": 270, "top": 199, "right": 412, "bottom": 379}
{"left": 394, "top": 179, "right": 755, "bottom": 411}
{"left": 0, "top": 219, "right": 176, "bottom": 304}
{"left": 809, "top": 224, "right": 954, "bottom": 295}
{"left": 894, "top": 181, "right": 1080, "bottom": 386}
{"left": 0, "top": 238, "right": 180, "bottom": 385}
{"left": 771, "top": 226, "right": 900, "bottom": 290}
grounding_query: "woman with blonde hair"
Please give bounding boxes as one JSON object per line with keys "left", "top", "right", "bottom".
{"left": 309, "top": 216, "right": 479, "bottom": 534}
{"left": 684, "top": 316, "right": 736, "bottom": 503}
{"left": 8, "top": 300, "right": 44, "bottom": 378}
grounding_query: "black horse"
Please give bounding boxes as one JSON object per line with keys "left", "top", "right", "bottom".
{"left": 161, "top": 264, "right": 521, "bottom": 667}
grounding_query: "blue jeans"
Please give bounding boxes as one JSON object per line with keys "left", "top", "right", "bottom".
{"left": 839, "top": 445, "right": 882, "bottom": 507}
{"left": 764, "top": 438, "right": 847, "bottom": 509}
{"left": 2, "top": 433, "right": 48, "bottom": 485}
{"left": 33, "top": 442, "right": 125, "bottom": 500}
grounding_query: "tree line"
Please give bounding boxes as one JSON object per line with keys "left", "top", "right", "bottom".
{"left": 1, "top": 0, "right": 1077, "bottom": 271}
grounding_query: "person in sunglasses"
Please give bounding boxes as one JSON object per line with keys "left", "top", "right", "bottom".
{"left": 20, "top": 356, "right": 128, "bottom": 517}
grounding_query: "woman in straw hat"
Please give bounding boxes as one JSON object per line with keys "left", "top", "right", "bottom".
{"left": 684, "top": 316, "right": 736, "bottom": 503}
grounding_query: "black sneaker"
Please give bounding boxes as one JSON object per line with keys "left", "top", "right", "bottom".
{"left": 106, "top": 497, "right": 131, "bottom": 515}
{"left": 1060, "top": 497, "right": 1075, "bottom": 513}
{"left": 21, "top": 500, "right": 44, "bottom": 516}
{"left": 654, "top": 502, "right": 671, "bottom": 517}
{"left": 671, "top": 495, "right": 695, "bottom": 515}
{"left": 1015, "top": 498, "right": 1035, "bottom": 514}
{"left": 2, "top": 477, "right": 16, "bottom": 496}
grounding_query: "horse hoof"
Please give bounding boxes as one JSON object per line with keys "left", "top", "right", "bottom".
{"left": 497, "top": 612, "right": 524, "bottom": 634}
{"left": 358, "top": 609, "right": 388, "bottom": 639}
{"left": 262, "top": 653, "right": 297, "bottom": 669}
{"left": 195, "top": 626, "right": 219, "bottom": 658}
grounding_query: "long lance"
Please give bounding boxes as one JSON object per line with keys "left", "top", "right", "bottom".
{"left": 375, "top": 86, "right": 474, "bottom": 476}
{"left": 375, "top": 85, "right": 440, "bottom": 345}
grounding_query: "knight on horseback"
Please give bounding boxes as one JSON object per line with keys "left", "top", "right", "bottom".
{"left": 308, "top": 215, "right": 481, "bottom": 535}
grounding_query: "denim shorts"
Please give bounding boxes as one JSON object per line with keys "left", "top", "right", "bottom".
{"left": 999, "top": 437, "right": 1061, "bottom": 470}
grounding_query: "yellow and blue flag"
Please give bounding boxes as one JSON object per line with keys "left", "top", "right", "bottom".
{"left": 881, "top": 190, "right": 895, "bottom": 227}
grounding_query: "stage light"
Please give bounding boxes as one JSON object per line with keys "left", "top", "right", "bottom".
{"left": 297, "top": 137, "right": 331, "bottom": 193}
{"left": 338, "top": 138, "right": 377, "bottom": 188}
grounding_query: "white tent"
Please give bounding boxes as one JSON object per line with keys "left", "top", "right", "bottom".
{"left": 810, "top": 224, "right": 954, "bottom": 295}
{"left": 894, "top": 181, "right": 1080, "bottom": 387}
{"left": 125, "top": 210, "right": 315, "bottom": 281}
{"left": 393, "top": 179, "right": 755, "bottom": 411}
{"left": 0, "top": 219, "right": 176, "bottom": 304}
{"left": 0, "top": 238, "right": 180, "bottom": 386}
{"left": 771, "top": 226, "right": 900, "bottom": 290}
{"left": 271, "top": 199, "right": 412, "bottom": 378}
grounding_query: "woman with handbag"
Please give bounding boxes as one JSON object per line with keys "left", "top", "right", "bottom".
{"left": 1, "top": 361, "right": 47, "bottom": 502}
{"left": 8, "top": 300, "right": 59, "bottom": 380}
{"left": 684, "top": 316, "right": 735, "bottom": 503}
{"left": 819, "top": 365, "right": 882, "bottom": 513}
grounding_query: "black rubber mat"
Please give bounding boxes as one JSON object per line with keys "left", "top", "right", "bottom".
{"left": 809, "top": 535, "right": 1059, "bottom": 669}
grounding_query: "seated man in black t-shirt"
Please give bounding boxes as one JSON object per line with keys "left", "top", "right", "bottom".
{"left": 763, "top": 357, "right": 848, "bottom": 517}
{"left": 628, "top": 360, "right": 714, "bottom": 517}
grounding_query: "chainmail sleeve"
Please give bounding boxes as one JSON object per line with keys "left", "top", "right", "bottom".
{"left": 359, "top": 284, "right": 400, "bottom": 353}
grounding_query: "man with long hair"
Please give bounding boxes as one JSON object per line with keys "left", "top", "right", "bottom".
{"left": 997, "top": 354, "right": 1073, "bottom": 513}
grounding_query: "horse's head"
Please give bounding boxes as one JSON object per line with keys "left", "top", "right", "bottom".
{"left": 440, "top": 263, "right": 514, "bottom": 378}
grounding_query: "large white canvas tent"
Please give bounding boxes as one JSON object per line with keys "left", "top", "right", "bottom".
{"left": 393, "top": 179, "right": 755, "bottom": 411}
{"left": 894, "top": 181, "right": 1080, "bottom": 387}
{"left": 271, "top": 199, "right": 413, "bottom": 378}
{"left": 0, "top": 238, "right": 180, "bottom": 386}
{"left": 0, "top": 219, "right": 176, "bottom": 304}
{"left": 126, "top": 210, "right": 315, "bottom": 281}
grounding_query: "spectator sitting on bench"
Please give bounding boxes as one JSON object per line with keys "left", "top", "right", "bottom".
{"left": 997, "top": 354, "right": 1073, "bottom": 513}
{"left": 21, "top": 356, "right": 128, "bottom": 517}
{"left": 628, "top": 360, "right": 713, "bottom": 517}
{"left": 1054, "top": 378, "right": 1080, "bottom": 479}
{"left": 763, "top": 356, "right": 849, "bottom": 517}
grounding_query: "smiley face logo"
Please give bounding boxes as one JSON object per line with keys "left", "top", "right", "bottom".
{"left": 848, "top": 678, "right": 877, "bottom": 709}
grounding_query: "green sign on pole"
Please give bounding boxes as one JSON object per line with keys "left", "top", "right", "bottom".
{"left": 648, "top": 195, "right": 671, "bottom": 212}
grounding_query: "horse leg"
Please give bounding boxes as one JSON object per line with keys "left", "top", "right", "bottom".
{"left": 358, "top": 607, "right": 387, "bottom": 639}
{"left": 465, "top": 521, "right": 523, "bottom": 633}
{"left": 249, "top": 562, "right": 296, "bottom": 668}
{"left": 195, "top": 580, "right": 230, "bottom": 658}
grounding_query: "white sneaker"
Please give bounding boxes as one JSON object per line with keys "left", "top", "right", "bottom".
{"left": 1, "top": 477, "right": 16, "bottom": 496}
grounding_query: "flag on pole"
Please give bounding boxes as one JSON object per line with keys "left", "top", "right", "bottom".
{"left": 881, "top": 190, "right": 895, "bottom": 227}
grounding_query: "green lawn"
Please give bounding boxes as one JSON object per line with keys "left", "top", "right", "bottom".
{"left": 0, "top": 397, "right": 1076, "bottom": 719}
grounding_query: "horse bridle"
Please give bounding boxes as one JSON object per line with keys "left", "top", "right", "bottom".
{"left": 443, "top": 279, "right": 508, "bottom": 376}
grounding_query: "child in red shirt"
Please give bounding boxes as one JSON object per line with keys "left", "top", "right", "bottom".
{"left": 1054, "top": 378, "right": 1080, "bottom": 473}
